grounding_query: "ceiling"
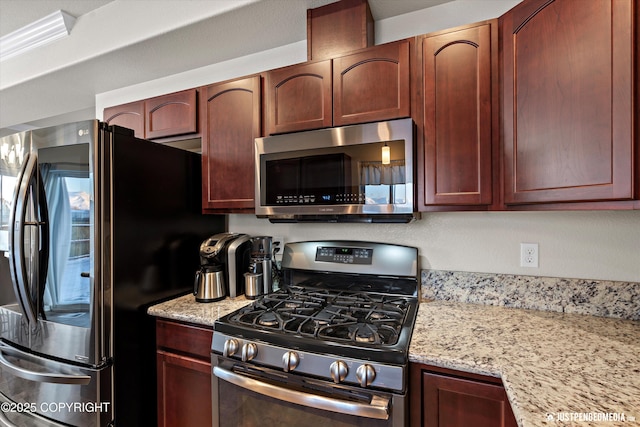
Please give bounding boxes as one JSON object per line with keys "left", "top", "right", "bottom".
{"left": 0, "top": 0, "right": 452, "bottom": 136}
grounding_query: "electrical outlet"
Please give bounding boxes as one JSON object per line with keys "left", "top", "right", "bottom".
{"left": 520, "top": 243, "right": 539, "bottom": 268}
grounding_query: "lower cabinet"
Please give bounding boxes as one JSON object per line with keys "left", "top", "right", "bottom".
{"left": 156, "top": 319, "right": 213, "bottom": 427}
{"left": 410, "top": 364, "right": 517, "bottom": 427}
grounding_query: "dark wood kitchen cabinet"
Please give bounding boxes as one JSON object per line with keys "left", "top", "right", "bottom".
{"left": 200, "top": 75, "right": 261, "bottom": 212}
{"left": 417, "top": 20, "right": 498, "bottom": 209}
{"left": 333, "top": 39, "right": 410, "bottom": 127}
{"left": 156, "top": 319, "right": 213, "bottom": 427}
{"left": 104, "top": 100, "right": 145, "bottom": 138}
{"left": 103, "top": 89, "right": 198, "bottom": 140}
{"left": 306, "top": 0, "right": 374, "bottom": 61}
{"left": 145, "top": 89, "right": 198, "bottom": 139}
{"left": 501, "top": 0, "right": 636, "bottom": 207}
{"left": 265, "top": 39, "right": 411, "bottom": 134}
{"left": 410, "top": 364, "right": 517, "bottom": 427}
{"left": 265, "top": 60, "right": 332, "bottom": 135}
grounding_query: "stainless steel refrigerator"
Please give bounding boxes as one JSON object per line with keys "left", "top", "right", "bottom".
{"left": 0, "top": 120, "right": 224, "bottom": 426}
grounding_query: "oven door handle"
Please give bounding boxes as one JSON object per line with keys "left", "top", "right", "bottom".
{"left": 213, "top": 366, "right": 390, "bottom": 420}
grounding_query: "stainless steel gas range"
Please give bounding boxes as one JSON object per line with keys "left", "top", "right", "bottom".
{"left": 211, "top": 240, "right": 419, "bottom": 427}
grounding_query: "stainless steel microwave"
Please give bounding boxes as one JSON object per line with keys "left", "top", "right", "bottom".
{"left": 254, "top": 118, "right": 416, "bottom": 223}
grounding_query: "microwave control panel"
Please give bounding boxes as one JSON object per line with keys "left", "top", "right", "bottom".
{"left": 274, "top": 193, "right": 366, "bottom": 205}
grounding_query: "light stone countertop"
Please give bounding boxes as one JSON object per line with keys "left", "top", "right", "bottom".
{"left": 148, "top": 293, "right": 251, "bottom": 326}
{"left": 410, "top": 301, "right": 640, "bottom": 427}
{"left": 148, "top": 294, "right": 640, "bottom": 427}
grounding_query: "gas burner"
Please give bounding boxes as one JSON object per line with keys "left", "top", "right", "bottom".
{"left": 284, "top": 301, "right": 303, "bottom": 309}
{"left": 368, "top": 311, "right": 389, "bottom": 320}
{"left": 257, "top": 312, "right": 280, "bottom": 327}
{"left": 352, "top": 323, "right": 379, "bottom": 343}
{"left": 317, "top": 317, "right": 401, "bottom": 345}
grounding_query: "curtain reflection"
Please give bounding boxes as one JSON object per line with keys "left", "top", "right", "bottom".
{"left": 359, "top": 160, "right": 406, "bottom": 185}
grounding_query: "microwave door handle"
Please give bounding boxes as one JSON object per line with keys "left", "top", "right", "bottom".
{"left": 0, "top": 346, "right": 91, "bottom": 385}
{"left": 8, "top": 153, "right": 39, "bottom": 325}
{"left": 213, "top": 366, "right": 389, "bottom": 420}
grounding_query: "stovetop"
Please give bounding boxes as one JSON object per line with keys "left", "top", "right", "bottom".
{"left": 214, "top": 241, "right": 419, "bottom": 365}
{"left": 215, "top": 285, "right": 418, "bottom": 365}
{"left": 227, "top": 285, "right": 413, "bottom": 345}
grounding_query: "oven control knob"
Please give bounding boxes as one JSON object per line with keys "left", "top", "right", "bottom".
{"left": 356, "top": 364, "right": 376, "bottom": 387}
{"left": 282, "top": 351, "right": 299, "bottom": 372}
{"left": 223, "top": 339, "right": 239, "bottom": 357}
{"left": 241, "top": 343, "right": 258, "bottom": 362}
{"left": 330, "top": 361, "right": 349, "bottom": 383}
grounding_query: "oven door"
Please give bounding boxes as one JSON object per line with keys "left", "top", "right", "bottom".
{"left": 212, "top": 356, "right": 405, "bottom": 427}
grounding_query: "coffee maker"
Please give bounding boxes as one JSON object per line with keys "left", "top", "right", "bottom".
{"left": 194, "top": 232, "right": 251, "bottom": 302}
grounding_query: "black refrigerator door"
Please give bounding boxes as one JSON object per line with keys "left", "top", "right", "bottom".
{"left": 109, "top": 127, "right": 225, "bottom": 427}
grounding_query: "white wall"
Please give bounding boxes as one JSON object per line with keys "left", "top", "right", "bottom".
{"left": 229, "top": 211, "right": 640, "bottom": 283}
{"left": 96, "top": 0, "right": 640, "bottom": 283}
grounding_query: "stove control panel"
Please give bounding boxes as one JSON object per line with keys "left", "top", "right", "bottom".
{"left": 213, "top": 333, "right": 405, "bottom": 392}
{"left": 316, "top": 246, "right": 373, "bottom": 265}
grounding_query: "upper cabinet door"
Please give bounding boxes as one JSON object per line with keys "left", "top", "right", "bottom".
{"left": 145, "top": 89, "right": 198, "bottom": 139}
{"left": 420, "top": 22, "right": 495, "bottom": 207}
{"left": 501, "top": 0, "right": 634, "bottom": 205}
{"left": 104, "top": 101, "right": 145, "bottom": 138}
{"left": 265, "top": 60, "right": 332, "bottom": 135}
{"left": 333, "top": 40, "right": 411, "bottom": 126}
{"left": 201, "top": 76, "right": 261, "bottom": 212}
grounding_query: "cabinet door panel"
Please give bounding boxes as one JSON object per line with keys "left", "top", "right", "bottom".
{"left": 201, "top": 76, "right": 261, "bottom": 212}
{"left": 145, "top": 89, "right": 197, "bottom": 139}
{"left": 422, "top": 23, "right": 493, "bottom": 206}
{"left": 333, "top": 40, "right": 410, "bottom": 126}
{"left": 502, "top": 0, "right": 633, "bottom": 204}
{"left": 414, "top": 370, "right": 517, "bottom": 427}
{"left": 266, "top": 60, "right": 332, "bottom": 134}
{"left": 157, "top": 351, "right": 212, "bottom": 427}
{"left": 104, "top": 101, "right": 145, "bottom": 138}
{"left": 156, "top": 319, "right": 212, "bottom": 359}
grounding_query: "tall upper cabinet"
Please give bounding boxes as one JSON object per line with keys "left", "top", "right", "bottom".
{"left": 417, "top": 21, "right": 498, "bottom": 209}
{"left": 501, "top": 0, "right": 636, "bottom": 207}
{"left": 200, "top": 76, "right": 261, "bottom": 213}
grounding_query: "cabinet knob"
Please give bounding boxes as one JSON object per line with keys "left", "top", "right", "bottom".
{"left": 356, "top": 364, "right": 376, "bottom": 387}
{"left": 241, "top": 343, "right": 258, "bottom": 362}
{"left": 329, "top": 360, "right": 349, "bottom": 383}
{"left": 223, "top": 339, "right": 239, "bottom": 357}
{"left": 282, "top": 351, "right": 299, "bottom": 372}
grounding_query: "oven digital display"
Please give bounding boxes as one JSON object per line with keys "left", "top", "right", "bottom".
{"left": 316, "top": 246, "right": 373, "bottom": 264}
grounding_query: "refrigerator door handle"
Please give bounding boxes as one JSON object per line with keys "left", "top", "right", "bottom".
{"left": 9, "top": 153, "right": 49, "bottom": 324}
{"left": 0, "top": 346, "right": 91, "bottom": 385}
{"left": 34, "top": 160, "right": 50, "bottom": 319}
{"left": 0, "top": 410, "right": 17, "bottom": 427}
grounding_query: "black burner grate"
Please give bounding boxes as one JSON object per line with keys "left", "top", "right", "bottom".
{"left": 229, "top": 286, "right": 412, "bottom": 346}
